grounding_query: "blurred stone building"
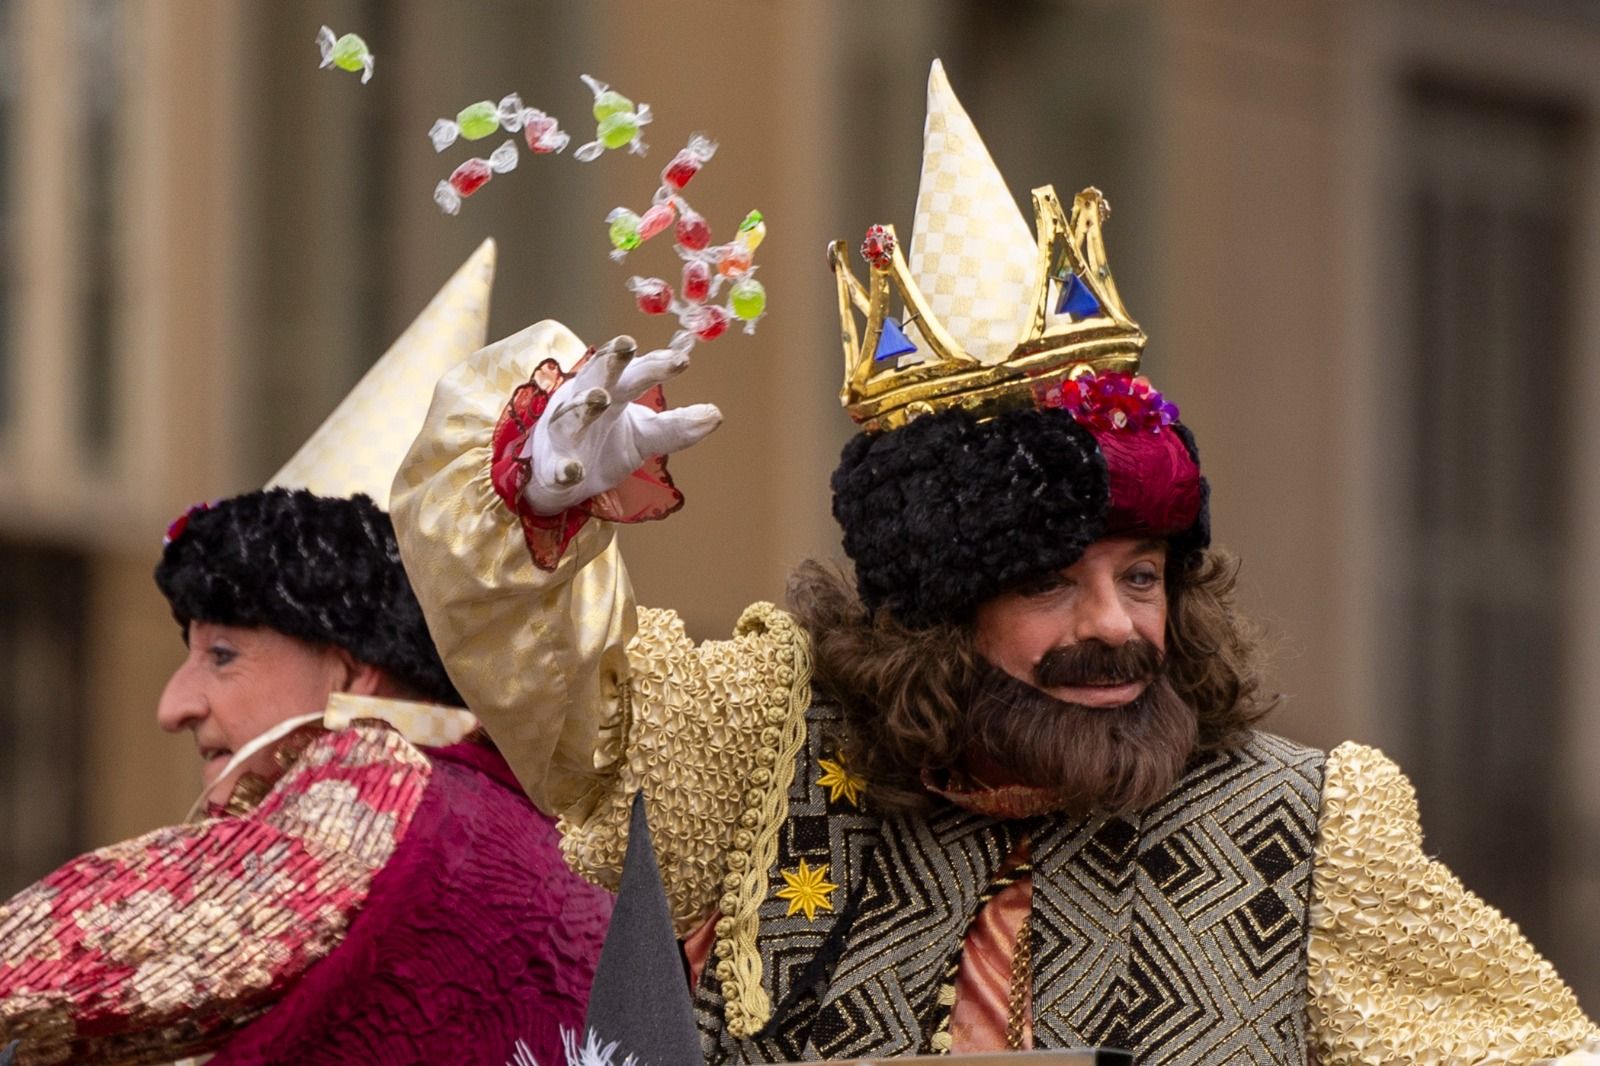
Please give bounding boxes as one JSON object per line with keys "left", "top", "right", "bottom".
{"left": 1, "top": 0, "right": 1595, "bottom": 1009}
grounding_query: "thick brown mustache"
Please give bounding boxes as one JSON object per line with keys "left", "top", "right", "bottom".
{"left": 1033, "top": 638, "right": 1164, "bottom": 690}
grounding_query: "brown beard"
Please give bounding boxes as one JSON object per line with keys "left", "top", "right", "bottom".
{"left": 786, "top": 556, "right": 1275, "bottom": 816}
{"left": 957, "top": 657, "right": 1199, "bottom": 817}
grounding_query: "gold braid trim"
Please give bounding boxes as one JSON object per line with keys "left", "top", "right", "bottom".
{"left": 710, "top": 602, "right": 812, "bottom": 1039}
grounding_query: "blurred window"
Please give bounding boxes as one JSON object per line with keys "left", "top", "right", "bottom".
{"left": 77, "top": 0, "right": 120, "bottom": 459}
{"left": 1394, "top": 80, "right": 1579, "bottom": 957}
{"left": 0, "top": 542, "right": 88, "bottom": 896}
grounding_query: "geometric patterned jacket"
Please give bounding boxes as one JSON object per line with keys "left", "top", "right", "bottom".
{"left": 690, "top": 703, "right": 1325, "bottom": 1065}
{"left": 391, "top": 322, "right": 1599, "bottom": 1066}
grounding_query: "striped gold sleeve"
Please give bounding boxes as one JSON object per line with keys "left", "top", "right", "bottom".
{"left": 1308, "top": 741, "right": 1598, "bottom": 1064}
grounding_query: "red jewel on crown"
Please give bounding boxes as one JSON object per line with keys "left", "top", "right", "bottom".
{"left": 860, "top": 225, "right": 895, "bottom": 270}
{"left": 1041, "top": 370, "right": 1179, "bottom": 434}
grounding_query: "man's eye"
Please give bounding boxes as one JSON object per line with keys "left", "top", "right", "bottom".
{"left": 1128, "top": 568, "right": 1162, "bottom": 589}
{"left": 1017, "top": 574, "right": 1066, "bottom": 597}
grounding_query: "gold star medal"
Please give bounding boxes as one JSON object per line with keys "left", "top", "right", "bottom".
{"left": 776, "top": 860, "right": 839, "bottom": 922}
{"left": 817, "top": 756, "right": 866, "bottom": 808}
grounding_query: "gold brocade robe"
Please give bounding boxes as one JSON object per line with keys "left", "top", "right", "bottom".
{"left": 391, "top": 321, "right": 1598, "bottom": 1064}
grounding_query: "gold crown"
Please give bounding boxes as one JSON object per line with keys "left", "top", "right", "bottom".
{"left": 828, "top": 60, "right": 1145, "bottom": 432}
{"left": 830, "top": 186, "right": 1145, "bottom": 431}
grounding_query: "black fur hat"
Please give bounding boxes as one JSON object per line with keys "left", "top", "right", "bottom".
{"left": 154, "top": 488, "right": 462, "bottom": 707}
{"left": 832, "top": 405, "right": 1209, "bottom": 628}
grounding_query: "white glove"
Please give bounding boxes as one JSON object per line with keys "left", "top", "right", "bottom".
{"left": 519, "top": 335, "right": 722, "bottom": 516}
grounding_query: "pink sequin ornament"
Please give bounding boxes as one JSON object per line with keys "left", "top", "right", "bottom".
{"left": 860, "top": 225, "right": 895, "bottom": 269}
{"left": 681, "top": 259, "right": 711, "bottom": 303}
{"left": 639, "top": 202, "right": 676, "bottom": 241}
{"left": 676, "top": 210, "right": 711, "bottom": 251}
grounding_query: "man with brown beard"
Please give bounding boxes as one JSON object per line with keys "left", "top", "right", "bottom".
{"left": 392, "top": 63, "right": 1597, "bottom": 1066}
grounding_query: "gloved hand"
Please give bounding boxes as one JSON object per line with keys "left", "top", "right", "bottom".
{"left": 519, "top": 335, "right": 722, "bottom": 516}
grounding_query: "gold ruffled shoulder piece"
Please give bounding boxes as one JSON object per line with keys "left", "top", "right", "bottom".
{"left": 556, "top": 599, "right": 811, "bottom": 1034}
{"left": 1308, "top": 741, "right": 1599, "bottom": 1065}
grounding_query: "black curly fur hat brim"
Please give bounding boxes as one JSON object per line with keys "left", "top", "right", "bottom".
{"left": 154, "top": 488, "right": 463, "bottom": 707}
{"left": 831, "top": 406, "right": 1209, "bottom": 627}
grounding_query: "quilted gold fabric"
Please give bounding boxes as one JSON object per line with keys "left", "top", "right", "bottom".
{"left": 1310, "top": 742, "right": 1599, "bottom": 1064}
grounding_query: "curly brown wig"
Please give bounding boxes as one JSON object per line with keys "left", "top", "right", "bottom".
{"left": 786, "top": 547, "right": 1277, "bottom": 813}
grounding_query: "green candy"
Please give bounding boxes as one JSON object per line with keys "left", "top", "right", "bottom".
{"left": 738, "top": 210, "right": 764, "bottom": 232}
{"left": 730, "top": 278, "right": 767, "bottom": 321}
{"left": 608, "top": 210, "right": 642, "bottom": 251}
{"left": 598, "top": 112, "right": 640, "bottom": 150}
{"left": 593, "top": 89, "right": 634, "bottom": 122}
{"left": 331, "top": 33, "right": 368, "bottom": 73}
{"left": 457, "top": 101, "right": 499, "bottom": 141}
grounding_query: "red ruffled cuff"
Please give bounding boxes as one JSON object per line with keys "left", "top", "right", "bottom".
{"left": 490, "top": 351, "right": 684, "bottom": 570}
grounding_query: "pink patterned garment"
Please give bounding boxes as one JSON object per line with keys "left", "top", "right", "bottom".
{"left": 0, "top": 728, "right": 612, "bottom": 1065}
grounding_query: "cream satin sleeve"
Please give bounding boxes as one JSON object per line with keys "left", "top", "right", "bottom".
{"left": 1307, "top": 742, "right": 1598, "bottom": 1065}
{"left": 391, "top": 320, "right": 812, "bottom": 946}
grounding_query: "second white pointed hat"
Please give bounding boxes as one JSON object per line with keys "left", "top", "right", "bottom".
{"left": 268, "top": 238, "right": 497, "bottom": 507}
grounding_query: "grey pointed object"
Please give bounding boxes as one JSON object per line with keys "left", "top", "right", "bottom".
{"left": 583, "top": 792, "right": 704, "bottom": 1066}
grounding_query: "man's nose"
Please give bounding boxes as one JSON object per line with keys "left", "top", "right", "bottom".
{"left": 156, "top": 661, "right": 204, "bottom": 733}
{"left": 1072, "top": 577, "right": 1136, "bottom": 646}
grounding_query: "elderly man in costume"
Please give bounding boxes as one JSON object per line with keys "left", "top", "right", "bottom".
{"left": 393, "top": 65, "right": 1597, "bottom": 1065}
{"left": 0, "top": 242, "right": 611, "bottom": 1066}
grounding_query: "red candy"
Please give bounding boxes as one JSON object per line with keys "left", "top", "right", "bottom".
{"left": 695, "top": 305, "right": 729, "bottom": 340}
{"left": 860, "top": 224, "right": 895, "bottom": 269}
{"left": 676, "top": 210, "right": 711, "bottom": 251}
{"left": 634, "top": 279, "right": 673, "bottom": 315}
{"left": 639, "top": 202, "right": 676, "bottom": 241}
{"left": 681, "top": 260, "right": 711, "bottom": 302}
{"left": 524, "top": 115, "right": 561, "bottom": 153}
{"left": 664, "top": 152, "right": 702, "bottom": 190}
{"left": 449, "top": 158, "right": 492, "bottom": 197}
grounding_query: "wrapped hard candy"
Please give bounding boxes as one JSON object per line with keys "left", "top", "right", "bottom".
{"left": 681, "top": 259, "right": 712, "bottom": 303}
{"left": 431, "top": 93, "right": 567, "bottom": 153}
{"left": 628, "top": 277, "right": 674, "bottom": 315}
{"left": 433, "top": 141, "right": 518, "bottom": 215}
{"left": 608, "top": 208, "right": 643, "bottom": 258}
{"left": 675, "top": 210, "right": 711, "bottom": 251}
{"left": 730, "top": 277, "right": 766, "bottom": 324}
{"left": 523, "top": 111, "right": 570, "bottom": 153}
{"left": 639, "top": 202, "right": 677, "bottom": 241}
{"left": 573, "top": 74, "right": 652, "bottom": 162}
{"left": 736, "top": 210, "right": 766, "bottom": 253}
{"left": 663, "top": 134, "right": 717, "bottom": 190}
{"left": 717, "top": 244, "right": 753, "bottom": 277}
{"left": 316, "top": 26, "right": 373, "bottom": 83}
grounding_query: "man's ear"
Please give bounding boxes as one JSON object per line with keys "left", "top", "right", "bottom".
{"left": 332, "top": 647, "right": 387, "bottom": 697}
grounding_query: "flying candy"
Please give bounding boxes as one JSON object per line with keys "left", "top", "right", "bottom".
{"left": 316, "top": 26, "right": 373, "bottom": 84}
{"left": 429, "top": 93, "right": 570, "bottom": 154}
{"left": 434, "top": 141, "right": 518, "bottom": 215}
{"left": 614, "top": 138, "right": 767, "bottom": 347}
{"left": 663, "top": 135, "right": 716, "bottom": 191}
{"left": 573, "top": 75, "right": 652, "bottom": 162}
